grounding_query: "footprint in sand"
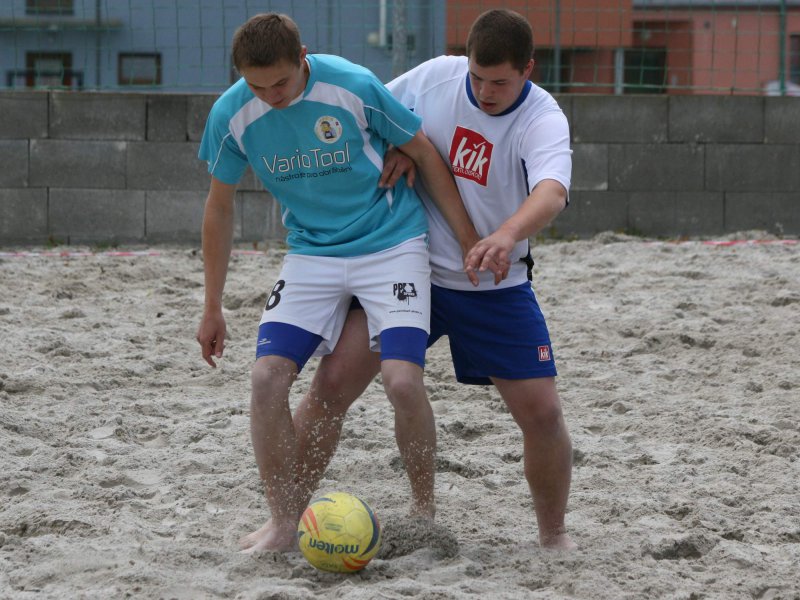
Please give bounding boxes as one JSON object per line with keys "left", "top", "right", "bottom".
{"left": 376, "top": 513, "right": 459, "bottom": 560}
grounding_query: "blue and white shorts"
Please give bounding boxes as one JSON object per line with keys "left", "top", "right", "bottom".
{"left": 429, "top": 282, "right": 557, "bottom": 385}
{"left": 255, "top": 235, "right": 431, "bottom": 370}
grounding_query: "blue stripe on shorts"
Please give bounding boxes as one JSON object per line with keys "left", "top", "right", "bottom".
{"left": 380, "top": 326, "right": 427, "bottom": 368}
{"left": 255, "top": 322, "right": 322, "bottom": 372}
{"left": 429, "top": 282, "right": 557, "bottom": 385}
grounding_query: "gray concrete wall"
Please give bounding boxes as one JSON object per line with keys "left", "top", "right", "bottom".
{"left": 557, "top": 95, "right": 800, "bottom": 238}
{"left": 1, "top": 91, "right": 798, "bottom": 246}
{"left": 0, "top": 90, "right": 283, "bottom": 245}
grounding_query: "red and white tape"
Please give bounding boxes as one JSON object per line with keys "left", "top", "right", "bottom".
{"left": 1, "top": 240, "right": 796, "bottom": 259}
{"left": 0, "top": 249, "right": 267, "bottom": 258}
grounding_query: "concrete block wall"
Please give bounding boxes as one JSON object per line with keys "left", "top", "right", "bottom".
{"left": 1, "top": 91, "right": 798, "bottom": 245}
{"left": 557, "top": 95, "right": 799, "bottom": 238}
{"left": 0, "top": 90, "right": 283, "bottom": 245}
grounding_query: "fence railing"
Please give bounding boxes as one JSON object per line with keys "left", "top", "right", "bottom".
{"left": 1, "top": 0, "right": 799, "bottom": 95}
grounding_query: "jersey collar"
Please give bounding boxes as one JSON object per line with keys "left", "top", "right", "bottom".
{"left": 464, "top": 73, "right": 532, "bottom": 117}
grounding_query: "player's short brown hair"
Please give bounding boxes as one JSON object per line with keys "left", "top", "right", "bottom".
{"left": 232, "top": 13, "right": 302, "bottom": 71}
{"left": 466, "top": 9, "right": 533, "bottom": 73}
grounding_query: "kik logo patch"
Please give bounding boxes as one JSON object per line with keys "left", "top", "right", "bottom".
{"left": 449, "top": 126, "right": 493, "bottom": 186}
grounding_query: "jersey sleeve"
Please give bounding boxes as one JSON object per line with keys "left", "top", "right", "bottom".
{"left": 360, "top": 73, "right": 422, "bottom": 147}
{"left": 198, "top": 101, "right": 249, "bottom": 185}
{"left": 520, "top": 109, "right": 572, "bottom": 199}
{"left": 386, "top": 57, "right": 443, "bottom": 111}
{"left": 386, "top": 63, "right": 424, "bottom": 110}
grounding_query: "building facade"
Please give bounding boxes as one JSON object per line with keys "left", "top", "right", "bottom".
{"left": 1, "top": 0, "right": 446, "bottom": 90}
{"left": 2, "top": 1, "right": 799, "bottom": 94}
{"left": 445, "top": 0, "right": 800, "bottom": 95}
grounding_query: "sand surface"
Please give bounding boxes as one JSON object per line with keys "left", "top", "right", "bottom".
{"left": 1, "top": 234, "right": 798, "bottom": 599}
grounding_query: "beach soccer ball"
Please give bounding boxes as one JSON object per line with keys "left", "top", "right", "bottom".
{"left": 297, "top": 491, "right": 382, "bottom": 573}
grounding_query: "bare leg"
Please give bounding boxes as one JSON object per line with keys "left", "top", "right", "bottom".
{"left": 293, "top": 311, "right": 381, "bottom": 505}
{"left": 240, "top": 311, "right": 380, "bottom": 551}
{"left": 381, "top": 359, "right": 436, "bottom": 519}
{"left": 241, "top": 355, "right": 302, "bottom": 553}
{"left": 492, "top": 376, "right": 576, "bottom": 550}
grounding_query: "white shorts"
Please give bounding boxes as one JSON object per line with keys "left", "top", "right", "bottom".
{"left": 258, "top": 235, "right": 431, "bottom": 357}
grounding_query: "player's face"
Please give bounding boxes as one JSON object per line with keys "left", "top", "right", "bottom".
{"left": 467, "top": 58, "right": 534, "bottom": 116}
{"left": 241, "top": 48, "right": 308, "bottom": 109}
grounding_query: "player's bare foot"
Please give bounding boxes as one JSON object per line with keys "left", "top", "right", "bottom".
{"left": 239, "top": 520, "right": 271, "bottom": 550}
{"left": 239, "top": 519, "right": 298, "bottom": 554}
{"left": 540, "top": 531, "right": 577, "bottom": 551}
{"left": 409, "top": 502, "right": 435, "bottom": 522}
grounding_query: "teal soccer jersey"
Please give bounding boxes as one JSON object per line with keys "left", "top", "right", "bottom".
{"left": 199, "top": 54, "right": 428, "bottom": 257}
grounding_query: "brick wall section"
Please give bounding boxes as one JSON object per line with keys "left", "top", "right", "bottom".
{"left": 1, "top": 91, "right": 798, "bottom": 245}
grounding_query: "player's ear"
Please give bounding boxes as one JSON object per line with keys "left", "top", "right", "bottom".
{"left": 299, "top": 45, "right": 308, "bottom": 63}
{"left": 523, "top": 59, "right": 534, "bottom": 79}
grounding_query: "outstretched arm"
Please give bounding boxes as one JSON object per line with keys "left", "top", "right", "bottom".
{"left": 397, "top": 131, "right": 485, "bottom": 285}
{"left": 196, "top": 176, "right": 237, "bottom": 367}
{"left": 466, "top": 179, "right": 567, "bottom": 284}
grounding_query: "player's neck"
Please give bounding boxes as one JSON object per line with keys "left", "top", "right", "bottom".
{"left": 302, "top": 58, "right": 310, "bottom": 89}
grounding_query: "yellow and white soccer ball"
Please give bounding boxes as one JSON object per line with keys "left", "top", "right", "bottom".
{"left": 297, "top": 491, "right": 382, "bottom": 573}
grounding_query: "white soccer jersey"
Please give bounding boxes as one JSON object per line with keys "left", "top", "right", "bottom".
{"left": 387, "top": 55, "right": 572, "bottom": 290}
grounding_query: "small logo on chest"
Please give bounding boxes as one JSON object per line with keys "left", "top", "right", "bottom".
{"left": 449, "top": 126, "right": 493, "bottom": 186}
{"left": 314, "top": 116, "right": 342, "bottom": 143}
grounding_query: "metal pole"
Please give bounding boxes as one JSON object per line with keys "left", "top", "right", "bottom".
{"left": 95, "top": 0, "right": 101, "bottom": 88}
{"left": 379, "top": 0, "right": 388, "bottom": 47}
{"left": 554, "top": 0, "right": 561, "bottom": 93}
{"left": 614, "top": 47, "right": 625, "bottom": 94}
{"left": 327, "top": 0, "right": 334, "bottom": 53}
{"left": 778, "top": 0, "right": 787, "bottom": 96}
{"left": 392, "top": 0, "right": 408, "bottom": 78}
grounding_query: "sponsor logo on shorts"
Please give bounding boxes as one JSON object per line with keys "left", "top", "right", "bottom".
{"left": 393, "top": 282, "right": 418, "bottom": 303}
{"left": 257, "top": 337, "right": 271, "bottom": 346}
{"left": 538, "top": 345, "right": 551, "bottom": 361}
{"left": 449, "top": 126, "right": 493, "bottom": 186}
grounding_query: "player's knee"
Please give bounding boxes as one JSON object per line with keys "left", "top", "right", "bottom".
{"left": 251, "top": 357, "right": 296, "bottom": 395}
{"left": 312, "top": 365, "right": 349, "bottom": 399}
{"left": 308, "top": 370, "right": 356, "bottom": 413}
{"left": 382, "top": 370, "right": 425, "bottom": 409}
{"left": 517, "top": 397, "right": 565, "bottom": 436}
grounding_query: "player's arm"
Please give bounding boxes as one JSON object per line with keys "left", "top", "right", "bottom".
{"left": 466, "top": 179, "right": 567, "bottom": 284}
{"left": 397, "top": 131, "right": 485, "bottom": 286}
{"left": 196, "top": 176, "right": 237, "bottom": 367}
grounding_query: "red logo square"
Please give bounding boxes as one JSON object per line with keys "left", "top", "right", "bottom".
{"left": 449, "top": 126, "right": 493, "bottom": 186}
{"left": 538, "top": 345, "right": 551, "bottom": 362}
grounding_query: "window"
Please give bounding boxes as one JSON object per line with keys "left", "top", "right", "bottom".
{"left": 533, "top": 49, "right": 573, "bottom": 93}
{"left": 24, "top": 52, "right": 76, "bottom": 88}
{"left": 384, "top": 32, "right": 416, "bottom": 53}
{"left": 791, "top": 35, "right": 800, "bottom": 85}
{"left": 118, "top": 53, "right": 162, "bottom": 86}
{"left": 26, "top": 0, "right": 74, "bottom": 15}
{"left": 624, "top": 48, "right": 667, "bottom": 93}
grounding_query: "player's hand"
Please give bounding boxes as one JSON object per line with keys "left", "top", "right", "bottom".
{"left": 465, "top": 230, "right": 514, "bottom": 285}
{"left": 378, "top": 148, "right": 416, "bottom": 189}
{"left": 196, "top": 309, "right": 227, "bottom": 368}
{"left": 460, "top": 232, "right": 482, "bottom": 287}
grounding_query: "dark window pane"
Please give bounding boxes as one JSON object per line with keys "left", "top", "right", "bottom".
{"left": 118, "top": 53, "right": 162, "bottom": 86}
{"left": 25, "top": 0, "right": 74, "bottom": 15}
{"left": 624, "top": 48, "right": 667, "bottom": 94}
